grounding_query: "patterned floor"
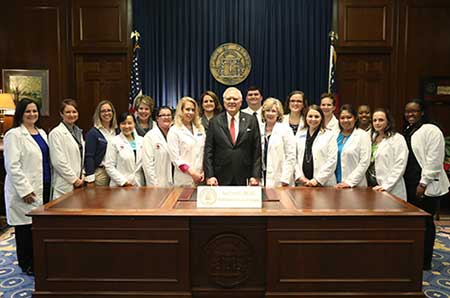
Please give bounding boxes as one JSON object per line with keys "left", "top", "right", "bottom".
{"left": 423, "top": 227, "right": 450, "bottom": 297}
{"left": 1, "top": 227, "right": 450, "bottom": 297}
{"left": 0, "top": 228, "right": 33, "bottom": 298}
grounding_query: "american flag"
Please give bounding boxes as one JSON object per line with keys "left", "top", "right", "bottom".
{"left": 129, "top": 31, "right": 142, "bottom": 113}
{"left": 328, "top": 41, "right": 339, "bottom": 109}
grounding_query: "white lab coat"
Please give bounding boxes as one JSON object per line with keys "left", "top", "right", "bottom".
{"left": 4, "top": 125, "right": 48, "bottom": 225}
{"left": 49, "top": 122, "right": 84, "bottom": 199}
{"left": 338, "top": 128, "right": 371, "bottom": 187}
{"left": 262, "top": 122, "right": 296, "bottom": 186}
{"left": 295, "top": 128, "right": 338, "bottom": 186}
{"left": 374, "top": 133, "right": 408, "bottom": 200}
{"left": 105, "top": 133, "right": 144, "bottom": 186}
{"left": 410, "top": 124, "right": 450, "bottom": 197}
{"left": 326, "top": 115, "right": 340, "bottom": 133}
{"left": 142, "top": 126, "right": 173, "bottom": 186}
{"left": 282, "top": 114, "right": 305, "bottom": 137}
{"left": 167, "top": 124, "right": 205, "bottom": 186}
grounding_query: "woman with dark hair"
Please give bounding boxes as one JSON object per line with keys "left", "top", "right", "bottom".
{"left": 402, "top": 99, "right": 449, "bottom": 270}
{"left": 283, "top": 90, "right": 308, "bottom": 136}
{"left": 295, "top": 105, "right": 337, "bottom": 187}
{"left": 357, "top": 104, "right": 372, "bottom": 133}
{"left": 84, "top": 100, "right": 117, "bottom": 186}
{"left": 105, "top": 112, "right": 144, "bottom": 186}
{"left": 367, "top": 108, "right": 408, "bottom": 199}
{"left": 143, "top": 106, "right": 174, "bottom": 186}
{"left": 335, "top": 104, "right": 371, "bottom": 188}
{"left": 49, "top": 98, "right": 85, "bottom": 199}
{"left": 199, "top": 90, "right": 222, "bottom": 132}
{"left": 4, "top": 98, "right": 51, "bottom": 275}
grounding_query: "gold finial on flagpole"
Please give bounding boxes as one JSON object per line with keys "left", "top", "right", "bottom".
{"left": 130, "top": 30, "right": 141, "bottom": 42}
{"left": 130, "top": 30, "right": 141, "bottom": 50}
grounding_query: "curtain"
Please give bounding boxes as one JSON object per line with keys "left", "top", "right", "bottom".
{"left": 133, "top": 0, "right": 332, "bottom": 108}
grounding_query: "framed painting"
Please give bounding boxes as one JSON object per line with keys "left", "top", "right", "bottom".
{"left": 2, "top": 69, "right": 49, "bottom": 116}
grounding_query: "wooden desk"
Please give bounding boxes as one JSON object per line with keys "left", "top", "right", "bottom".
{"left": 29, "top": 187, "right": 427, "bottom": 298}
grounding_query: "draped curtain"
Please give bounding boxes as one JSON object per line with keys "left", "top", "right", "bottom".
{"left": 133, "top": 0, "right": 332, "bottom": 108}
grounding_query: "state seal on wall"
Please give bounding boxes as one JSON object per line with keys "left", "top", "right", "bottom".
{"left": 209, "top": 43, "right": 251, "bottom": 86}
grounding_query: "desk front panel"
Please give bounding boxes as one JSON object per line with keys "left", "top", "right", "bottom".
{"left": 30, "top": 187, "right": 427, "bottom": 298}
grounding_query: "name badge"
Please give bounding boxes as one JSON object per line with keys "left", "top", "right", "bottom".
{"left": 197, "top": 186, "right": 262, "bottom": 208}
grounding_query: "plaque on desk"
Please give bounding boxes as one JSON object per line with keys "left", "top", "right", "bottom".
{"left": 197, "top": 186, "right": 262, "bottom": 208}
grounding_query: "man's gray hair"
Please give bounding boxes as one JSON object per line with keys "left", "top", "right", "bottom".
{"left": 223, "top": 87, "right": 242, "bottom": 100}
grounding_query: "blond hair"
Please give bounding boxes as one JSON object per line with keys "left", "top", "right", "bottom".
{"left": 93, "top": 100, "right": 117, "bottom": 129}
{"left": 174, "top": 97, "right": 204, "bottom": 131}
{"left": 134, "top": 95, "right": 155, "bottom": 112}
{"left": 262, "top": 97, "right": 284, "bottom": 122}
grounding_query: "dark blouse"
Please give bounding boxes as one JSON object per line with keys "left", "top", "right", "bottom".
{"left": 32, "top": 133, "right": 51, "bottom": 184}
{"left": 302, "top": 128, "right": 320, "bottom": 180}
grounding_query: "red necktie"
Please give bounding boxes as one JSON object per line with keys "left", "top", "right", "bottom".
{"left": 230, "top": 116, "right": 236, "bottom": 144}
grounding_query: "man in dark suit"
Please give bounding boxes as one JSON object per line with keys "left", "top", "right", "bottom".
{"left": 204, "top": 87, "right": 261, "bottom": 186}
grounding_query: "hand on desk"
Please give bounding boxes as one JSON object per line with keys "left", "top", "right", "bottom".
{"left": 372, "top": 185, "right": 385, "bottom": 192}
{"left": 335, "top": 182, "right": 351, "bottom": 189}
{"left": 206, "top": 177, "right": 218, "bottom": 186}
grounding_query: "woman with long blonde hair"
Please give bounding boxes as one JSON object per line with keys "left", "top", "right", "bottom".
{"left": 168, "top": 97, "right": 205, "bottom": 186}
{"left": 84, "top": 100, "right": 117, "bottom": 186}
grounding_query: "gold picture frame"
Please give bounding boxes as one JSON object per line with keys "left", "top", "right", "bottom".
{"left": 2, "top": 69, "right": 49, "bottom": 116}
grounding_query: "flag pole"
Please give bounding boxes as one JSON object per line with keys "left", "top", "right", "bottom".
{"left": 328, "top": 31, "right": 339, "bottom": 109}
{"left": 129, "top": 30, "right": 143, "bottom": 113}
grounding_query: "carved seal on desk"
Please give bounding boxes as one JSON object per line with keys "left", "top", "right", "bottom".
{"left": 205, "top": 233, "right": 252, "bottom": 288}
{"left": 210, "top": 43, "right": 251, "bottom": 86}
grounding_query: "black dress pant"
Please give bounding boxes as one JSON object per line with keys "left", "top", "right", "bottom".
{"left": 14, "top": 183, "right": 50, "bottom": 273}
{"left": 407, "top": 186, "right": 441, "bottom": 269}
{"left": 14, "top": 224, "right": 33, "bottom": 272}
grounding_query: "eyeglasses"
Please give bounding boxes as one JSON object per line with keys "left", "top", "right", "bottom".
{"left": 101, "top": 109, "right": 112, "bottom": 113}
{"left": 158, "top": 114, "right": 172, "bottom": 118}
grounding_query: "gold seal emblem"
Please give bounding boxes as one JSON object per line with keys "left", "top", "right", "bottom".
{"left": 210, "top": 43, "right": 251, "bottom": 86}
{"left": 198, "top": 188, "right": 218, "bottom": 206}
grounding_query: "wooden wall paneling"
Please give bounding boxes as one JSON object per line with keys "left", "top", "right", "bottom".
{"left": 0, "top": 0, "right": 69, "bottom": 130}
{"left": 338, "top": 0, "right": 394, "bottom": 48}
{"left": 72, "top": 0, "right": 128, "bottom": 50}
{"left": 397, "top": 0, "right": 450, "bottom": 134}
{"left": 75, "top": 54, "right": 129, "bottom": 131}
{"left": 336, "top": 54, "right": 390, "bottom": 110}
{"left": 0, "top": 3, "right": 18, "bottom": 90}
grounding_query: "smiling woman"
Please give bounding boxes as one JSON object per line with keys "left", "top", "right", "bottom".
{"left": 4, "top": 98, "right": 51, "bottom": 275}
{"left": 334, "top": 104, "right": 371, "bottom": 189}
{"left": 48, "top": 99, "right": 85, "bottom": 199}
{"left": 104, "top": 112, "right": 145, "bottom": 187}
{"left": 134, "top": 95, "right": 156, "bottom": 136}
{"left": 295, "top": 104, "right": 337, "bottom": 187}
{"left": 168, "top": 97, "right": 205, "bottom": 186}
{"left": 84, "top": 100, "right": 118, "bottom": 187}
{"left": 261, "top": 98, "right": 296, "bottom": 187}
{"left": 402, "top": 99, "right": 450, "bottom": 270}
{"left": 367, "top": 108, "right": 408, "bottom": 200}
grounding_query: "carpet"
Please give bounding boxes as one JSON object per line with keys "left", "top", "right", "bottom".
{"left": 1, "top": 226, "right": 450, "bottom": 297}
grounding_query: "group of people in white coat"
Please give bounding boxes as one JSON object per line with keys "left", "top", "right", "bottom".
{"left": 3, "top": 88, "right": 449, "bottom": 274}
